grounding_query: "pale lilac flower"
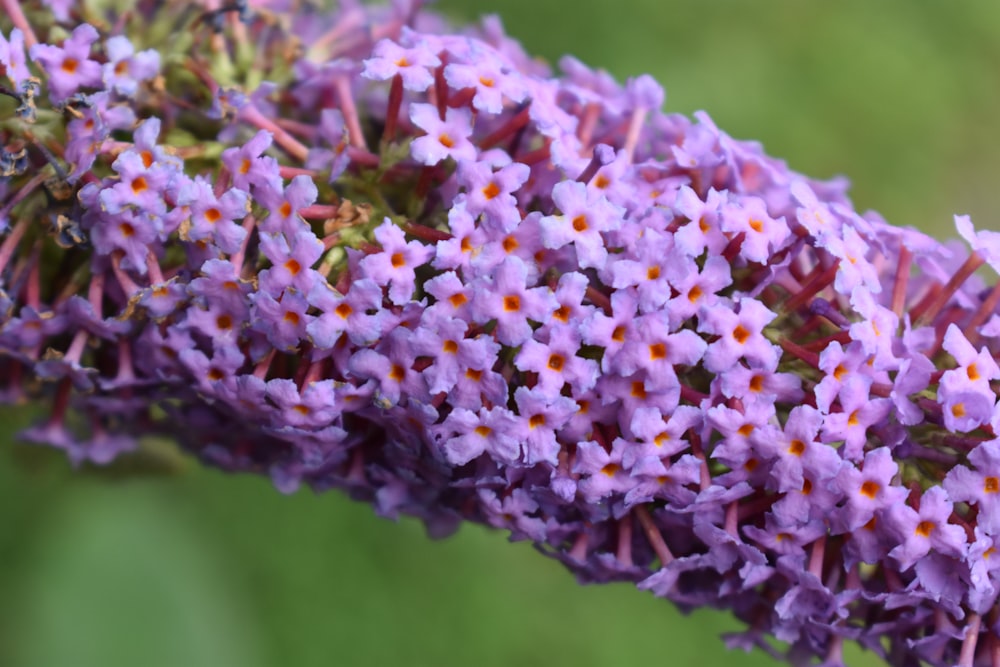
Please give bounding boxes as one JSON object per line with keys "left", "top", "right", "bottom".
{"left": 29, "top": 24, "right": 103, "bottom": 103}
{"left": 409, "top": 104, "right": 477, "bottom": 165}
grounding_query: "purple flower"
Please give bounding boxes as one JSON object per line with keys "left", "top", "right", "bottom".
{"left": 885, "top": 486, "right": 966, "bottom": 571}
{"left": 512, "top": 387, "right": 578, "bottom": 466}
{"left": 307, "top": 278, "right": 385, "bottom": 348}
{"left": 433, "top": 406, "right": 521, "bottom": 466}
{"left": 29, "top": 24, "right": 103, "bottom": 103}
{"left": 468, "top": 256, "right": 557, "bottom": 346}
{"left": 720, "top": 196, "right": 790, "bottom": 263}
{"left": 539, "top": 180, "right": 624, "bottom": 270}
{"left": 363, "top": 38, "right": 441, "bottom": 92}
{"left": 221, "top": 130, "right": 283, "bottom": 193}
{"left": 698, "top": 298, "right": 780, "bottom": 373}
{"left": 409, "top": 104, "right": 477, "bottom": 166}
{"left": 833, "top": 447, "right": 908, "bottom": 532}
{"left": 456, "top": 160, "right": 529, "bottom": 232}
{"left": 444, "top": 47, "right": 527, "bottom": 114}
{"left": 256, "top": 174, "right": 316, "bottom": 236}
{"left": 944, "top": 440, "right": 1000, "bottom": 535}
{"left": 265, "top": 378, "right": 343, "bottom": 429}
{"left": 0, "top": 29, "right": 31, "bottom": 90}
{"left": 359, "top": 219, "right": 435, "bottom": 305}
{"left": 102, "top": 35, "right": 160, "bottom": 96}
{"left": 249, "top": 289, "right": 311, "bottom": 351}
{"left": 182, "top": 178, "right": 250, "bottom": 254}
{"left": 514, "top": 328, "right": 598, "bottom": 397}
{"left": 258, "top": 230, "right": 323, "bottom": 296}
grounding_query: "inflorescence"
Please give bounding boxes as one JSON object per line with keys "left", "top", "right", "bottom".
{"left": 4, "top": 1, "right": 1000, "bottom": 665}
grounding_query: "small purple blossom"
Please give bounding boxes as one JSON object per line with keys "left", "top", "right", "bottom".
{"left": 29, "top": 24, "right": 103, "bottom": 103}
{"left": 409, "top": 104, "right": 477, "bottom": 165}
{"left": 0, "top": 29, "right": 31, "bottom": 89}
{"left": 359, "top": 219, "right": 435, "bottom": 305}
{"left": 363, "top": 38, "right": 441, "bottom": 92}
{"left": 539, "top": 180, "right": 624, "bottom": 270}
{"left": 102, "top": 35, "right": 160, "bottom": 96}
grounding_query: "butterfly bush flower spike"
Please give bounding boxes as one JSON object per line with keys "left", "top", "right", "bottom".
{"left": 6, "top": 3, "right": 1000, "bottom": 667}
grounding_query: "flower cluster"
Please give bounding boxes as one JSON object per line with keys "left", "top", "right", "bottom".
{"left": 4, "top": 1, "right": 1000, "bottom": 665}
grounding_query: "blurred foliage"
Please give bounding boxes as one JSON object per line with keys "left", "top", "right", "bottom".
{"left": 3, "top": 1, "right": 1000, "bottom": 665}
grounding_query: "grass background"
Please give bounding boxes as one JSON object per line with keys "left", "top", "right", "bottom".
{"left": 3, "top": 1, "right": 1000, "bottom": 665}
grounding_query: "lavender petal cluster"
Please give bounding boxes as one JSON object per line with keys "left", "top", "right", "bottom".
{"left": 4, "top": 1, "right": 1000, "bottom": 665}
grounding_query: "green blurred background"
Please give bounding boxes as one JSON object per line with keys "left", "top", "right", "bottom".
{"left": 3, "top": 1, "right": 1000, "bottom": 665}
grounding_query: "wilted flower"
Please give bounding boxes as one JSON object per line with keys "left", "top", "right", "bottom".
{"left": 4, "top": 2, "right": 1000, "bottom": 666}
